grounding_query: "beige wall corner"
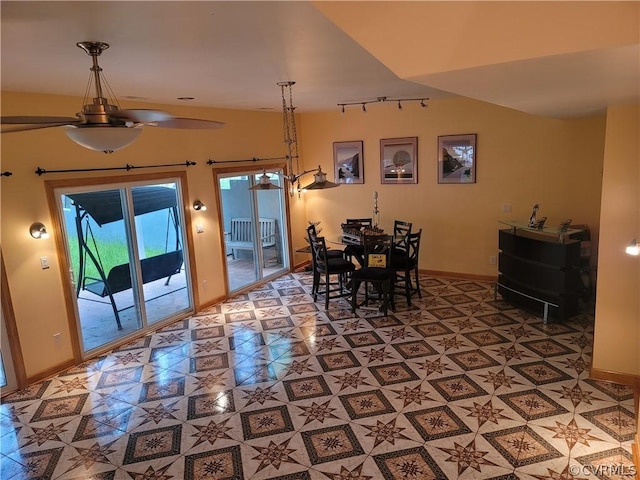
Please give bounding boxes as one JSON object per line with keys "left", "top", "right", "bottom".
{"left": 592, "top": 103, "right": 640, "bottom": 378}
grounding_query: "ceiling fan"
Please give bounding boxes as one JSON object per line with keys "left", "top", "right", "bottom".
{"left": 1, "top": 41, "right": 225, "bottom": 153}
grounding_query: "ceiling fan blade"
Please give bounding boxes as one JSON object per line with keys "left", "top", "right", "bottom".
{"left": 109, "top": 109, "right": 174, "bottom": 123}
{"left": 2, "top": 122, "right": 81, "bottom": 133}
{"left": 1, "top": 116, "right": 79, "bottom": 124}
{"left": 153, "top": 118, "right": 225, "bottom": 129}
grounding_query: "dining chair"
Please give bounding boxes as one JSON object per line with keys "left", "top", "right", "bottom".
{"left": 343, "top": 218, "right": 373, "bottom": 266}
{"left": 391, "top": 229, "right": 422, "bottom": 306}
{"left": 308, "top": 233, "right": 356, "bottom": 310}
{"left": 391, "top": 220, "right": 413, "bottom": 265}
{"left": 351, "top": 234, "right": 395, "bottom": 316}
{"left": 307, "top": 224, "right": 345, "bottom": 298}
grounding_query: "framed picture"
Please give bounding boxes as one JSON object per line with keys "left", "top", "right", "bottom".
{"left": 380, "top": 137, "right": 418, "bottom": 184}
{"left": 333, "top": 141, "right": 364, "bottom": 184}
{"left": 437, "top": 134, "right": 476, "bottom": 184}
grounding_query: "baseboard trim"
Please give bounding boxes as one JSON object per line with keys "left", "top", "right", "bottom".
{"left": 589, "top": 367, "right": 640, "bottom": 388}
{"left": 294, "top": 260, "right": 311, "bottom": 272}
{"left": 198, "top": 294, "right": 227, "bottom": 311}
{"left": 420, "top": 269, "right": 497, "bottom": 282}
{"left": 26, "top": 359, "right": 76, "bottom": 386}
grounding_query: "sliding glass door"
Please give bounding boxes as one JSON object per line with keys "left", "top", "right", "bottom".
{"left": 219, "top": 169, "right": 289, "bottom": 292}
{"left": 58, "top": 179, "right": 192, "bottom": 354}
{"left": 0, "top": 309, "right": 17, "bottom": 395}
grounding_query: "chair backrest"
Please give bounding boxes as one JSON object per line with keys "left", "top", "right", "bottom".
{"left": 362, "top": 234, "right": 393, "bottom": 268}
{"left": 393, "top": 220, "right": 412, "bottom": 238}
{"left": 406, "top": 229, "right": 422, "bottom": 263}
{"left": 309, "top": 234, "right": 329, "bottom": 271}
{"left": 346, "top": 218, "right": 373, "bottom": 228}
{"left": 307, "top": 224, "right": 319, "bottom": 269}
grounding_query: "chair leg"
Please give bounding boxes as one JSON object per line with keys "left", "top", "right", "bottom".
{"left": 414, "top": 267, "right": 422, "bottom": 298}
{"left": 381, "top": 281, "right": 389, "bottom": 316}
{"left": 351, "top": 279, "right": 361, "bottom": 313}
{"left": 325, "top": 275, "right": 330, "bottom": 310}
{"left": 389, "top": 277, "right": 396, "bottom": 311}
{"left": 404, "top": 270, "right": 411, "bottom": 306}
{"left": 312, "top": 269, "right": 319, "bottom": 298}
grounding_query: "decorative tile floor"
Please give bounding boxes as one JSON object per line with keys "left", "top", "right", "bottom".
{"left": 1, "top": 273, "right": 636, "bottom": 479}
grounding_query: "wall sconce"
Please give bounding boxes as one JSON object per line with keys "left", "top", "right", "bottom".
{"left": 625, "top": 239, "right": 639, "bottom": 256}
{"left": 30, "top": 222, "right": 49, "bottom": 239}
{"left": 193, "top": 200, "right": 207, "bottom": 211}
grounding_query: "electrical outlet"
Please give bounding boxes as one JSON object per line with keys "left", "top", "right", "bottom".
{"left": 503, "top": 203, "right": 512, "bottom": 213}
{"left": 489, "top": 255, "right": 497, "bottom": 265}
{"left": 53, "top": 333, "right": 61, "bottom": 344}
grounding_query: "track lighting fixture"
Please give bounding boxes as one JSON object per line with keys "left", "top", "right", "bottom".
{"left": 338, "top": 96, "right": 429, "bottom": 113}
{"left": 193, "top": 200, "right": 207, "bottom": 211}
{"left": 30, "top": 222, "right": 49, "bottom": 239}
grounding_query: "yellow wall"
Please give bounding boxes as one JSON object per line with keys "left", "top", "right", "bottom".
{"left": 1, "top": 91, "right": 288, "bottom": 378}
{"left": 297, "top": 97, "right": 606, "bottom": 276}
{"left": 592, "top": 104, "right": 640, "bottom": 377}
{"left": 0, "top": 90, "right": 611, "bottom": 381}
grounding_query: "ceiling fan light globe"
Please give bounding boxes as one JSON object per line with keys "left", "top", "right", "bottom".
{"left": 65, "top": 126, "right": 142, "bottom": 154}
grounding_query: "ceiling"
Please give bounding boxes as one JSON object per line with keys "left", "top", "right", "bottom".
{"left": 1, "top": 1, "right": 638, "bottom": 118}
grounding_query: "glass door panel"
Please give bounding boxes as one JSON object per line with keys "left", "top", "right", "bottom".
{"left": 63, "top": 188, "right": 142, "bottom": 352}
{"left": 131, "top": 184, "right": 192, "bottom": 324}
{"left": 59, "top": 180, "right": 193, "bottom": 355}
{"left": 219, "top": 169, "right": 288, "bottom": 293}
{"left": 254, "top": 172, "right": 288, "bottom": 277}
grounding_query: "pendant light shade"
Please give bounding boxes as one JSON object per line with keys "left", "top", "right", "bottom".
{"left": 65, "top": 126, "right": 142, "bottom": 154}
{"left": 249, "top": 170, "right": 282, "bottom": 190}
{"left": 301, "top": 166, "right": 340, "bottom": 190}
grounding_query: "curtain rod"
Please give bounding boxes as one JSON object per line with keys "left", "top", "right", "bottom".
{"left": 35, "top": 161, "right": 196, "bottom": 176}
{"left": 207, "top": 155, "right": 295, "bottom": 165}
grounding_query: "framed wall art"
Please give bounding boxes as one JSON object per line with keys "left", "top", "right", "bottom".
{"left": 437, "top": 134, "right": 476, "bottom": 184}
{"left": 333, "top": 141, "right": 364, "bottom": 184}
{"left": 380, "top": 137, "right": 418, "bottom": 184}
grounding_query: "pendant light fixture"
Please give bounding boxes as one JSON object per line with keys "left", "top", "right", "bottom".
{"left": 248, "top": 169, "right": 283, "bottom": 190}
{"left": 300, "top": 165, "right": 340, "bottom": 191}
{"left": 209, "top": 82, "right": 340, "bottom": 197}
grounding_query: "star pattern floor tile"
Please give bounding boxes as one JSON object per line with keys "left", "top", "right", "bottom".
{"left": 1, "top": 273, "right": 636, "bottom": 479}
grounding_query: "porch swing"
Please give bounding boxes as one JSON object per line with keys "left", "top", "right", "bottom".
{"left": 67, "top": 186, "right": 184, "bottom": 330}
